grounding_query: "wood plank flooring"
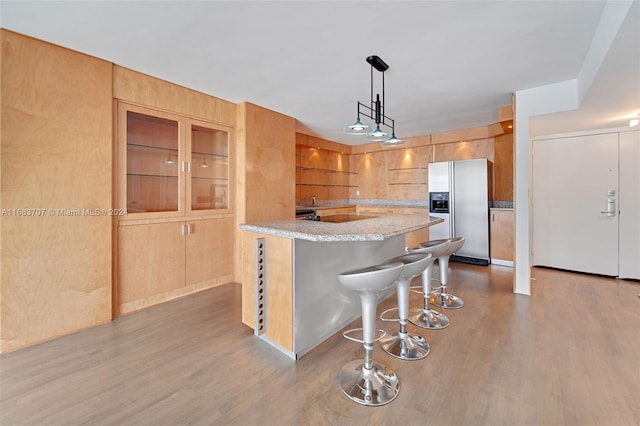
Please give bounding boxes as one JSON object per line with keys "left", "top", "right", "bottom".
{"left": 1, "top": 264, "right": 638, "bottom": 425}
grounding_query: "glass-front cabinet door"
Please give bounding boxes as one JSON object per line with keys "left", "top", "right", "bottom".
{"left": 188, "top": 121, "right": 230, "bottom": 212}
{"left": 117, "top": 102, "right": 232, "bottom": 219}
{"left": 125, "top": 109, "right": 181, "bottom": 214}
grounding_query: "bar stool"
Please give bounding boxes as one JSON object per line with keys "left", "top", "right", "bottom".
{"left": 379, "top": 253, "right": 432, "bottom": 360}
{"left": 429, "top": 236, "right": 465, "bottom": 309}
{"left": 407, "top": 240, "right": 451, "bottom": 329}
{"left": 337, "top": 261, "right": 404, "bottom": 406}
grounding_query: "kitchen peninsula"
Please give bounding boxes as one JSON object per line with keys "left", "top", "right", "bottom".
{"left": 239, "top": 213, "right": 443, "bottom": 359}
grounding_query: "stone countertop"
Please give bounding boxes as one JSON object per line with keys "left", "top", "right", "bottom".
{"left": 239, "top": 213, "right": 443, "bottom": 242}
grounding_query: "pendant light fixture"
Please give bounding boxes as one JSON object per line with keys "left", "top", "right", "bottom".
{"left": 343, "top": 55, "right": 404, "bottom": 145}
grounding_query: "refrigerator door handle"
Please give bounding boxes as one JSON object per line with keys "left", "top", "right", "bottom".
{"left": 449, "top": 161, "right": 455, "bottom": 237}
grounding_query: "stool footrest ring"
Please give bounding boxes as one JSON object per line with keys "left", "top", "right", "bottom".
{"left": 342, "top": 327, "right": 387, "bottom": 344}
{"left": 409, "top": 285, "right": 425, "bottom": 295}
{"left": 379, "top": 307, "right": 400, "bottom": 322}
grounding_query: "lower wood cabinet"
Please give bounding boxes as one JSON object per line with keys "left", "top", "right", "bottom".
{"left": 185, "top": 217, "right": 234, "bottom": 287}
{"left": 402, "top": 207, "right": 430, "bottom": 249}
{"left": 117, "top": 216, "right": 234, "bottom": 314}
{"left": 490, "top": 208, "right": 514, "bottom": 265}
{"left": 316, "top": 206, "right": 356, "bottom": 216}
{"left": 356, "top": 206, "right": 399, "bottom": 215}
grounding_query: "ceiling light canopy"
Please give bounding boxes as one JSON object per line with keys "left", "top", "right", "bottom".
{"left": 343, "top": 55, "right": 404, "bottom": 146}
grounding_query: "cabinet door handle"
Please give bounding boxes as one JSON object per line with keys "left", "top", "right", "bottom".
{"left": 187, "top": 223, "right": 193, "bottom": 235}
{"left": 181, "top": 224, "right": 186, "bottom": 236}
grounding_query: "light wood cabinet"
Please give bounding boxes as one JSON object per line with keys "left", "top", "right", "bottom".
{"left": 117, "top": 102, "right": 232, "bottom": 219}
{"left": 118, "top": 217, "right": 234, "bottom": 314}
{"left": 115, "top": 102, "right": 235, "bottom": 315}
{"left": 490, "top": 208, "right": 514, "bottom": 265}
{"left": 356, "top": 206, "right": 400, "bottom": 215}
{"left": 118, "top": 222, "right": 186, "bottom": 308}
{"left": 403, "top": 207, "right": 430, "bottom": 249}
{"left": 185, "top": 217, "right": 234, "bottom": 288}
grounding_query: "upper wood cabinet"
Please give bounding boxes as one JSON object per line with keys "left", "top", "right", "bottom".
{"left": 117, "top": 102, "right": 233, "bottom": 220}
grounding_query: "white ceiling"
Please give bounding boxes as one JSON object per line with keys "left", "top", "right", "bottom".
{"left": 2, "top": 1, "right": 639, "bottom": 145}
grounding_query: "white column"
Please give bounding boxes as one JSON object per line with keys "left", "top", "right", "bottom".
{"left": 513, "top": 81, "right": 579, "bottom": 295}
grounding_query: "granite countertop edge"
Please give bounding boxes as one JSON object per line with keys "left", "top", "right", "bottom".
{"left": 239, "top": 214, "right": 444, "bottom": 242}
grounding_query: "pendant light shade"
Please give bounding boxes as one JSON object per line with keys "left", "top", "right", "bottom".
{"left": 342, "top": 55, "right": 404, "bottom": 146}
{"left": 381, "top": 133, "right": 405, "bottom": 145}
{"left": 343, "top": 118, "right": 373, "bottom": 134}
{"left": 365, "top": 125, "right": 390, "bottom": 142}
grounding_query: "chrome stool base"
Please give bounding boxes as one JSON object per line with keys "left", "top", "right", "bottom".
{"left": 379, "top": 331, "right": 430, "bottom": 360}
{"left": 429, "top": 292, "right": 464, "bottom": 309}
{"left": 408, "top": 308, "right": 450, "bottom": 330}
{"left": 338, "top": 359, "right": 400, "bottom": 406}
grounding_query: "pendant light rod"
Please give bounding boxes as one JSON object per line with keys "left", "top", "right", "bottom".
{"left": 355, "top": 101, "right": 395, "bottom": 132}
{"left": 366, "top": 55, "right": 389, "bottom": 72}
{"left": 343, "top": 55, "right": 404, "bottom": 145}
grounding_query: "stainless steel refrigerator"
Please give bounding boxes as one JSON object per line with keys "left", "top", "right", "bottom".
{"left": 428, "top": 159, "right": 491, "bottom": 265}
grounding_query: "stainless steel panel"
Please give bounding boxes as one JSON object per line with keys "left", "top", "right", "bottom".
{"left": 293, "top": 237, "right": 404, "bottom": 358}
{"left": 452, "top": 159, "right": 489, "bottom": 260}
{"left": 428, "top": 161, "right": 451, "bottom": 193}
{"left": 427, "top": 212, "right": 451, "bottom": 240}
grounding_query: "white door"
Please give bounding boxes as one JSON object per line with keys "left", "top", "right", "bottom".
{"left": 619, "top": 130, "right": 640, "bottom": 279}
{"left": 532, "top": 133, "right": 619, "bottom": 276}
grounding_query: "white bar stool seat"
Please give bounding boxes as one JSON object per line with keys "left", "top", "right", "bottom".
{"left": 337, "top": 261, "right": 404, "bottom": 406}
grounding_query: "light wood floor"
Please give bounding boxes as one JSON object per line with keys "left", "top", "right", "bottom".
{"left": 1, "top": 264, "right": 639, "bottom": 425}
